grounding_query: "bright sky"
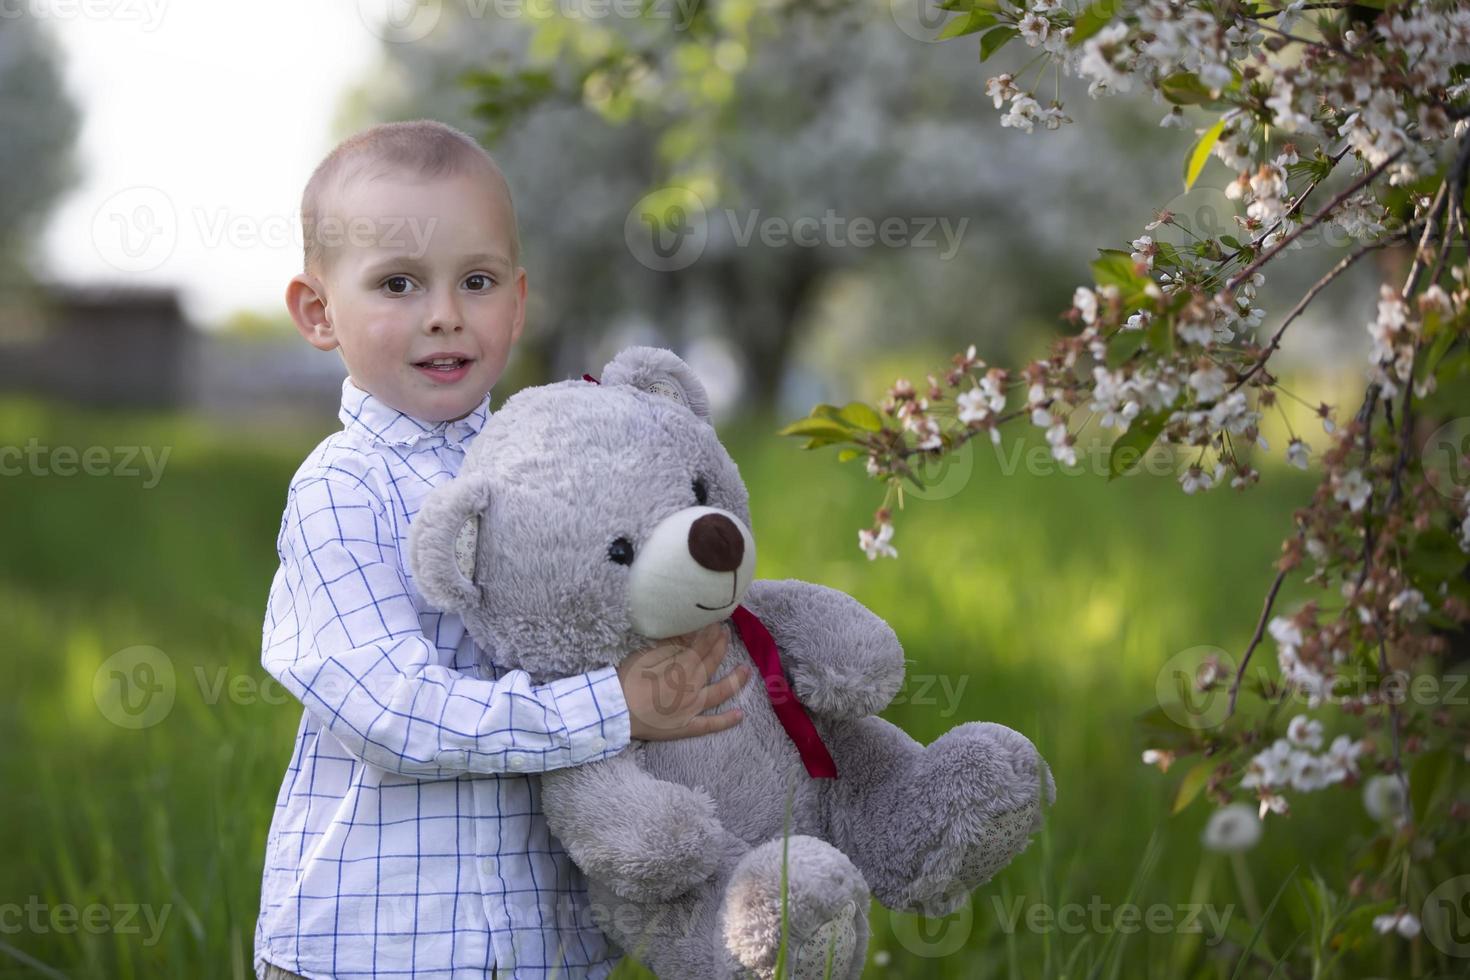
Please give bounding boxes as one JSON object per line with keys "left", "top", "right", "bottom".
{"left": 38, "top": 0, "right": 389, "bottom": 327}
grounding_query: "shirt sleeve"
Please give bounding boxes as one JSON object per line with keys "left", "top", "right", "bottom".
{"left": 262, "top": 473, "right": 631, "bottom": 778}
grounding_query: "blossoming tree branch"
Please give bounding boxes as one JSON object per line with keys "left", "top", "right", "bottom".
{"left": 775, "top": 0, "right": 1470, "bottom": 945}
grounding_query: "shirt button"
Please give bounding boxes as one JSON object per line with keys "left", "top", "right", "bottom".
{"left": 506, "top": 752, "right": 528, "bottom": 771}
{"left": 586, "top": 737, "right": 606, "bottom": 754}
{"left": 481, "top": 857, "right": 498, "bottom": 876}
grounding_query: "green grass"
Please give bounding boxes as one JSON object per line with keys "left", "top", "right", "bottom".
{"left": 0, "top": 394, "right": 1417, "bottom": 978}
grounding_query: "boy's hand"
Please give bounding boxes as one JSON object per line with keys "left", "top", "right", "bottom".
{"left": 617, "top": 621, "right": 751, "bottom": 740}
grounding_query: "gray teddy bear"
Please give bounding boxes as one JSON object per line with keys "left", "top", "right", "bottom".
{"left": 408, "top": 346, "right": 1055, "bottom": 979}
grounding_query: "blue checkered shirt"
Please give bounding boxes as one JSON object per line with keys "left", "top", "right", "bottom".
{"left": 255, "top": 377, "right": 630, "bottom": 980}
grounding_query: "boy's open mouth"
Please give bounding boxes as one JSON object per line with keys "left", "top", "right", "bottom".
{"left": 413, "top": 355, "right": 475, "bottom": 383}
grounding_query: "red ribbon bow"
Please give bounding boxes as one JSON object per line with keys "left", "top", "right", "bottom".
{"left": 730, "top": 605, "right": 839, "bottom": 779}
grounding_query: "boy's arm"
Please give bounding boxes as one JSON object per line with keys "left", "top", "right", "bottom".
{"left": 263, "top": 473, "right": 630, "bottom": 778}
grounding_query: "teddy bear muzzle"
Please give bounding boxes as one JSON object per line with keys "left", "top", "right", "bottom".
{"left": 626, "top": 505, "right": 756, "bottom": 639}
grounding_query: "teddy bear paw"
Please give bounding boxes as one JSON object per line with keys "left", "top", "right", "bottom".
{"left": 789, "top": 899, "right": 859, "bottom": 980}
{"left": 896, "top": 803, "right": 1042, "bottom": 917}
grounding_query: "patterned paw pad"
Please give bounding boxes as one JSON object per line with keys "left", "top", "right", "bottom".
{"left": 953, "top": 804, "right": 1040, "bottom": 887}
{"left": 791, "top": 899, "right": 857, "bottom": 980}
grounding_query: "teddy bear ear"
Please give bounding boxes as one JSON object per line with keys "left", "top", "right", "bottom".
{"left": 408, "top": 475, "right": 493, "bottom": 613}
{"left": 598, "top": 346, "right": 711, "bottom": 422}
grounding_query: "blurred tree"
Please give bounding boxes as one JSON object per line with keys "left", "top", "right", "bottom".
{"left": 0, "top": 12, "right": 80, "bottom": 317}
{"left": 345, "top": 1, "right": 1176, "bottom": 408}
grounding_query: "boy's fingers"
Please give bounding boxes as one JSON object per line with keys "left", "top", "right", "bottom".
{"left": 701, "top": 664, "right": 752, "bottom": 709}
{"left": 695, "top": 623, "right": 732, "bottom": 671}
{"left": 681, "top": 707, "right": 743, "bottom": 737}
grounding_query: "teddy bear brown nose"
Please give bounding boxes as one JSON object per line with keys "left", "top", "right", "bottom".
{"left": 687, "top": 513, "right": 744, "bottom": 572}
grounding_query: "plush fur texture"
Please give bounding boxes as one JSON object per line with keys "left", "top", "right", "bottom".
{"left": 407, "top": 346, "right": 1056, "bottom": 979}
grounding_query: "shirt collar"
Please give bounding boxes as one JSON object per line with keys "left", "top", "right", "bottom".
{"left": 338, "top": 377, "right": 492, "bottom": 449}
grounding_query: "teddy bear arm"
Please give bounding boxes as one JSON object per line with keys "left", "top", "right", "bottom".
{"left": 540, "top": 751, "right": 725, "bottom": 902}
{"left": 740, "top": 579, "right": 906, "bottom": 720}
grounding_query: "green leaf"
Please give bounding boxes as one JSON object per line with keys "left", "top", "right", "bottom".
{"left": 1410, "top": 749, "right": 1454, "bottom": 824}
{"left": 1091, "top": 248, "right": 1145, "bottom": 290}
{"left": 979, "top": 25, "right": 1019, "bottom": 61}
{"left": 1108, "top": 410, "right": 1169, "bottom": 480}
{"left": 837, "top": 401, "right": 883, "bottom": 432}
{"left": 777, "top": 418, "right": 855, "bottom": 441}
{"left": 1416, "top": 320, "right": 1460, "bottom": 384}
{"left": 1106, "top": 328, "right": 1149, "bottom": 368}
{"left": 1171, "top": 761, "right": 1213, "bottom": 815}
{"left": 1068, "top": 0, "right": 1116, "bottom": 47}
{"left": 938, "top": 9, "right": 998, "bottom": 39}
{"left": 836, "top": 448, "right": 863, "bottom": 463}
{"left": 1184, "top": 117, "right": 1225, "bottom": 191}
{"left": 1160, "top": 71, "right": 1215, "bottom": 106}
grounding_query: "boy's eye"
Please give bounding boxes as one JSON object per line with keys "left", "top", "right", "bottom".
{"left": 383, "top": 275, "right": 414, "bottom": 294}
{"left": 464, "top": 274, "right": 493, "bottom": 292}
{"left": 692, "top": 477, "right": 709, "bottom": 506}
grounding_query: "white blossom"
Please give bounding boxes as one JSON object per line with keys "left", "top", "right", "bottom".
{"left": 858, "top": 523, "right": 897, "bottom": 561}
{"left": 1287, "top": 715, "right": 1324, "bottom": 751}
{"left": 1373, "top": 910, "right": 1421, "bottom": 939}
{"left": 1388, "top": 588, "right": 1428, "bottom": 621}
{"left": 1188, "top": 364, "right": 1228, "bottom": 403}
{"left": 1333, "top": 468, "right": 1372, "bottom": 513}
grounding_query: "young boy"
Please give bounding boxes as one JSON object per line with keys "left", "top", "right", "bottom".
{"left": 255, "top": 120, "right": 751, "bottom": 980}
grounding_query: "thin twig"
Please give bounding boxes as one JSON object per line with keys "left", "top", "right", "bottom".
{"left": 1229, "top": 236, "right": 1405, "bottom": 394}
{"left": 1226, "top": 148, "right": 1405, "bottom": 292}
{"left": 1228, "top": 553, "right": 1297, "bottom": 715}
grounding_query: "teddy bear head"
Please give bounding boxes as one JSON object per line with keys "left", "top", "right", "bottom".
{"left": 408, "top": 346, "right": 757, "bottom": 682}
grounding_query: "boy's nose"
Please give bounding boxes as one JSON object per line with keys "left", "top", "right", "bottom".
{"left": 425, "top": 293, "right": 463, "bottom": 333}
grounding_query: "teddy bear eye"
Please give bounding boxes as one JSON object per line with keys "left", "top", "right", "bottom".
{"left": 692, "top": 477, "right": 709, "bottom": 506}
{"left": 607, "top": 537, "right": 636, "bottom": 566}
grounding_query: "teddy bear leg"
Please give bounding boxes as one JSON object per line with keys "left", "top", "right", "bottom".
{"left": 587, "top": 833, "right": 868, "bottom": 979}
{"left": 822, "top": 716, "right": 1053, "bottom": 917}
{"left": 718, "top": 835, "right": 870, "bottom": 980}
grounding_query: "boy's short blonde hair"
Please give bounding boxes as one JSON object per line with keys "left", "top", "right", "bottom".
{"left": 300, "top": 119, "right": 519, "bottom": 274}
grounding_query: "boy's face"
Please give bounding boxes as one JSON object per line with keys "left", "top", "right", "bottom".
{"left": 287, "top": 166, "right": 526, "bottom": 423}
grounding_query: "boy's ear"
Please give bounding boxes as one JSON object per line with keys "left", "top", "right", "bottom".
{"left": 286, "top": 273, "right": 338, "bottom": 352}
{"left": 408, "top": 476, "right": 493, "bottom": 613}
{"left": 599, "top": 346, "right": 711, "bottom": 422}
{"left": 510, "top": 266, "right": 527, "bottom": 345}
